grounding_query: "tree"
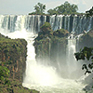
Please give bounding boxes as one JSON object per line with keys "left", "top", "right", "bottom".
{"left": 40, "top": 22, "right": 51, "bottom": 31}
{"left": 47, "top": 1, "right": 78, "bottom": 15}
{"left": 86, "top": 6, "right": 93, "bottom": 17}
{"left": 29, "top": 2, "right": 46, "bottom": 15}
{"left": 74, "top": 47, "right": 93, "bottom": 74}
{"left": 40, "top": 22, "right": 53, "bottom": 35}
{"left": 47, "top": 9, "right": 58, "bottom": 15}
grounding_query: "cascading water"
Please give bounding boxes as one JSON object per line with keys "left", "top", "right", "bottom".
{"left": 66, "top": 38, "right": 77, "bottom": 78}
{"left": 66, "top": 34, "right": 84, "bottom": 79}
{"left": 0, "top": 15, "right": 93, "bottom": 33}
{"left": 0, "top": 15, "right": 91, "bottom": 93}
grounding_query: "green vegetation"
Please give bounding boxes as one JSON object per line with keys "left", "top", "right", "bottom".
{"left": 0, "top": 33, "right": 27, "bottom": 80}
{"left": 53, "top": 29, "right": 69, "bottom": 37}
{"left": 29, "top": 2, "right": 46, "bottom": 15}
{"left": 75, "top": 30, "right": 93, "bottom": 73}
{"left": 29, "top": 1, "right": 84, "bottom": 15}
{"left": 28, "top": 1, "right": 93, "bottom": 16}
{"left": 0, "top": 66, "right": 10, "bottom": 86}
{"left": 86, "top": 6, "right": 93, "bottom": 17}
{"left": 40, "top": 22, "right": 51, "bottom": 30}
{"left": 47, "top": 1, "right": 78, "bottom": 15}
{"left": 75, "top": 47, "right": 93, "bottom": 74}
{"left": 0, "top": 78, "right": 39, "bottom": 93}
{"left": 0, "top": 33, "right": 39, "bottom": 93}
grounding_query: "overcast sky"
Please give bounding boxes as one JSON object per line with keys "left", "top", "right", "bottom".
{"left": 0, "top": 0, "right": 93, "bottom": 15}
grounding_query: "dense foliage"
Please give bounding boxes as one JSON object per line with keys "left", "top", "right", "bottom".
{"left": 0, "top": 66, "right": 10, "bottom": 85}
{"left": 0, "top": 33, "right": 27, "bottom": 80}
{"left": 86, "top": 6, "right": 93, "bottom": 17}
{"left": 29, "top": 2, "right": 46, "bottom": 15}
{"left": 53, "top": 29, "right": 69, "bottom": 37}
{"left": 75, "top": 47, "right": 93, "bottom": 74}
{"left": 47, "top": 1, "right": 78, "bottom": 15}
{"left": 34, "top": 22, "right": 69, "bottom": 41}
{"left": 29, "top": 1, "right": 82, "bottom": 15}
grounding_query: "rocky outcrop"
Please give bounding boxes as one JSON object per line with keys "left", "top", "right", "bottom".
{"left": 0, "top": 33, "right": 39, "bottom": 93}
{"left": 78, "top": 30, "right": 93, "bottom": 48}
{"left": 34, "top": 22, "right": 69, "bottom": 70}
{"left": 0, "top": 33, "right": 27, "bottom": 81}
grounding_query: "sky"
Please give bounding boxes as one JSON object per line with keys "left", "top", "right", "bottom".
{"left": 0, "top": 0, "right": 93, "bottom": 15}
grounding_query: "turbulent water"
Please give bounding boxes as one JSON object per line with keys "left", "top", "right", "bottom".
{"left": 0, "top": 15, "right": 91, "bottom": 93}
{"left": 0, "top": 30, "right": 86, "bottom": 93}
{"left": 22, "top": 33, "right": 86, "bottom": 93}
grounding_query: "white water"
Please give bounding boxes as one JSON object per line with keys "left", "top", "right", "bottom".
{"left": 0, "top": 29, "right": 86, "bottom": 93}
{"left": 66, "top": 39, "right": 77, "bottom": 78}
{"left": 0, "top": 15, "right": 93, "bottom": 34}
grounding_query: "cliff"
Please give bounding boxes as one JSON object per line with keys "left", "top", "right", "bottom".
{"left": 0, "top": 33, "right": 39, "bottom": 93}
{"left": 78, "top": 30, "right": 93, "bottom": 48}
{"left": 34, "top": 22, "right": 69, "bottom": 71}
{"left": 0, "top": 33, "right": 27, "bottom": 80}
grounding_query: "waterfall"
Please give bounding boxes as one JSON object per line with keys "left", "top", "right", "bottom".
{"left": 0, "top": 15, "right": 90, "bottom": 93}
{"left": 66, "top": 39, "right": 77, "bottom": 78}
{"left": 0, "top": 15, "right": 93, "bottom": 34}
{"left": 0, "top": 15, "right": 47, "bottom": 33}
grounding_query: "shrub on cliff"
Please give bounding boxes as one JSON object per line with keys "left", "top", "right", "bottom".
{"left": 0, "top": 66, "right": 10, "bottom": 86}
{"left": 53, "top": 29, "right": 69, "bottom": 38}
{"left": 35, "top": 22, "right": 53, "bottom": 41}
{"left": 35, "top": 22, "right": 69, "bottom": 41}
{"left": 40, "top": 22, "right": 53, "bottom": 35}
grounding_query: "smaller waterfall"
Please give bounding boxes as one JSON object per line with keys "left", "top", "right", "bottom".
{"left": 66, "top": 33, "right": 85, "bottom": 79}
{"left": 66, "top": 38, "right": 77, "bottom": 78}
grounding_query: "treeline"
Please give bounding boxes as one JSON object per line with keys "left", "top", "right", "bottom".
{"left": 29, "top": 1, "right": 79, "bottom": 15}
{"left": 47, "top": 1, "right": 78, "bottom": 15}
{"left": 28, "top": 1, "right": 93, "bottom": 16}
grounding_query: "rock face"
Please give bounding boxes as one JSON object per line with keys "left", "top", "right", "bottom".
{"left": 0, "top": 33, "right": 39, "bottom": 93}
{"left": 0, "top": 33, "right": 27, "bottom": 81}
{"left": 78, "top": 30, "right": 93, "bottom": 48}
